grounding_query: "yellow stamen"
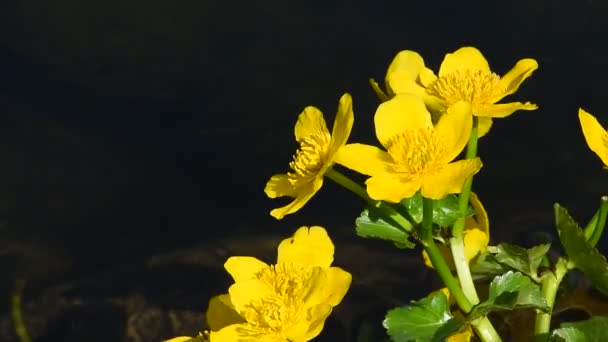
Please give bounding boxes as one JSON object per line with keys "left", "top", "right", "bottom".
{"left": 427, "top": 70, "right": 503, "bottom": 105}
{"left": 387, "top": 129, "right": 447, "bottom": 175}
{"left": 288, "top": 131, "right": 331, "bottom": 186}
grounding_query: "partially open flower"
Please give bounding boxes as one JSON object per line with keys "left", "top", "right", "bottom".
{"left": 383, "top": 46, "right": 538, "bottom": 137}
{"left": 265, "top": 94, "right": 354, "bottom": 219}
{"left": 579, "top": 108, "right": 608, "bottom": 168}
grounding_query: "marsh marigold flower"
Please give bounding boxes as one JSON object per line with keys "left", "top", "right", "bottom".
{"left": 200, "top": 226, "right": 351, "bottom": 342}
{"left": 335, "top": 94, "right": 482, "bottom": 202}
{"left": 423, "top": 192, "right": 490, "bottom": 269}
{"left": 265, "top": 94, "right": 354, "bottom": 219}
{"left": 384, "top": 46, "right": 538, "bottom": 137}
{"left": 579, "top": 108, "right": 608, "bottom": 168}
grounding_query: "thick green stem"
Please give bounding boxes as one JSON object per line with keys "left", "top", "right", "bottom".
{"left": 421, "top": 198, "right": 473, "bottom": 313}
{"left": 589, "top": 196, "right": 608, "bottom": 247}
{"left": 325, "top": 168, "right": 415, "bottom": 232}
{"left": 471, "top": 317, "right": 503, "bottom": 342}
{"left": 534, "top": 258, "right": 568, "bottom": 341}
{"left": 451, "top": 116, "right": 480, "bottom": 304}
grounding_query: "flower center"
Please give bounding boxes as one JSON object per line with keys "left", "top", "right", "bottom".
{"left": 426, "top": 69, "right": 503, "bottom": 105}
{"left": 387, "top": 129, "right": 447, "bottom": 175}
{"left": 288, "top": 131, "right": 331, "bottom": 186}
{"left": 237, "top": 263, "right": 318, "bottom": 337}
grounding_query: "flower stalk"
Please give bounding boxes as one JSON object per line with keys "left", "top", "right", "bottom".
{"left": 534, "top": 258, "right": 569, "bottom": 341}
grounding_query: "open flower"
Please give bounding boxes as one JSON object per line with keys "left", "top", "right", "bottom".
{"left": 579, "top": 108, "right": 608, "bottom": 168}
{"left": 384, "top": 46, "right": 538, "bottom": 137}
{"left": 335, "top": 94, "right": 482, "bottom": 202}
{"left": 265, "top": 94, "right": 354, "bottom": 219}
{"left": 205, "top": 226, "right": 351, "bottom": 341}
{"left": 423, "top": 192, "right": 490, "bottom": 269}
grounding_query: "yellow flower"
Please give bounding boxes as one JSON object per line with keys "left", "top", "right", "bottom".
{"left": 385, "top": 46, "right": 538, "bottom": 137}
{"left": 423, "top": 192, "right": 490, "bottom": 269}
{"left": 579, "top": 108, "right": 608, "bottom": 168}
{"left": 265, "top": 94, "right": 354, "bottom": 219}
{"left": 205, "top": 226, "right": 352, "bottom": 342}
{"left": 335, "top": 94, "right": 482, "bottom": 202}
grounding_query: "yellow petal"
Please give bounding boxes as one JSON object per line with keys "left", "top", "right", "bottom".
{"left": 493, "top": 58, "right": 539, "bottom": 102}
{"left": 385, "top": 50, "right": 429, "bottom": 96}
{"left": 277, "top": 226, "right": 335, "bottom": 268}
{"left": 210, "top": 323, "right": 282, "bottom": 342}
{"left": 206, "top": 294, "right": 246, "bottom": 332}
{"left": 264, "top": 173, "right": 296, "bottom": 199}
{"left": 269, "top": 176, "right": 323, "bottom": 219}
{"left": 477, "top": 117, "right": 493, "bottom": 138}
{"left": 228, "top": 279, "right": 273, "bottom": 314}
{"left": 468, "top": 192, "right": 489, "bottom": 239}
{"left": 366, "top": 173, "right": 421, "bottom": 202}
{"left": 164, "top": 337, "right": 194, "bottom": 342}
{"left": 447, "top": 324, "right": 474, "bottom": 342}
{"left": 375, "top": 94, "right": 432, "bottom": 148}
{"left": 334, "top": 143, "right": 394, "bottom": 176}
{"left": 579, "top": 108, "right": 608, "bottom": 166}
{"left": 224, "top": 256, "right": 268, "bottom": 282}
{"left": 420, "top": 159, "right": 482, "bottom": 199}
{"left": 323, "top": 267, "right": 352, "bottom": 306}
{"left": 300, "top": 304, "right": 333, "bottom": 341}
{"left": 438, "top": 47, "right": 490, "bottom": 77}
{"left": 327, "top": 93, "right": 354, "bottom": 157}
{"left": 474, "top": 101, "right": 538, "bottom": 118}
{"left": 419, "top": 67, "right": 438, "bottom": 88}
{"left": 295, "top": 106, "right": 329, "bottom": 143}
{"left": 434, "top": 101, "right": 473, "bottom": 164}
{"left": 464, "top": 228, "right": 489, "bottom": 261}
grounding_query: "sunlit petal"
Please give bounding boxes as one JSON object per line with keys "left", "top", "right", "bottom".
{"left": 420, "top": 159, "right": 482, "bottom": 199}
{"left": 264, "top": 174, "right": 296, "bottom": 199}
{"left": 493, "top": 58, "right": 539, "bottom": 102}
{"left": 206, "top": 294, "right": 246, "bottom": 332}
{"left": 464, "top": 228, "right": 489, "bottom": 261}
{"left": 434, "top": 101, "right": 473, "bottom": 164}
{"left": 228, "top": 279, "right": 273, "bottom": 314}
{"left": 386, "top": 50, "right": 428, "bottom": 95}
{"left": 468, "top": 192, "right": 489, "bottom": 239}
{"left": 334, "top": 143, "right": 394, "bottom": 176}
{"left": 477, "top": 117, "right": 493, "bottom": 138}
{"left": 301, "top": 304, "right": 333, "bottom": 341}
{"left": 474, "top": 102, "right": 538, "bottom": 118}
{"left": 438, "top": 47, "right": 490, "bottom": 77}
{"left": 210, "top": 324, "right": 282, "bottom": 342}
{"left": 367, "top": 173, "right": 421, "bottom": 202}
{"left": 328, "top": 93, "right": 354, "bottom": 157}
{"left": 323, "top": 267, "right": 352, "bottom": 306}
{"left": 277, "top": 226, "right": 335, "bottom": 268}
{"left": 295, "top": 106, "right": 329, "bottom": 143}
{"left": 375, "top": 94, "right": 433, "bottom": 148}
{"left": 224, "top": 256, "right": 268, "bottom": 282}
{"left": 579, "top": 108, "right": 608, "bottom": 166}
{"left": 269, "top": 177, "right": 323, "bottom": 219}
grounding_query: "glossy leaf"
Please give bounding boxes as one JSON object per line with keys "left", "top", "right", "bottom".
{"left": 400, "top": 192, "right": 471, "bottom": 227}
{"left": 384, "top": 291, "right": 464, "bottom": 342}
{"left": 492, "top": 243, "right": 551, "bottom": 282}
{"left": 555, "top": 204, "right": 608, "bottom": 295}
{"left": 356, "top": 208, "right": 415, "bottom": 249}
{"left": 470, "top": 251, "right": 512, "bottom": 280}
{"left": 470, "top": 271, "right": 549, "bottom": 319}
{"left": 550, "top": 316, "right": 608, "bottom": 342}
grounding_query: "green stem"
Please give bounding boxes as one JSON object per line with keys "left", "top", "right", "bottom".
{"left": 11, "top": 279, "right": 31, "bottom": 342}
{"left": 534, "top": 258, "right": 568, "bottom": 341}
{"left": 583, "top": 210, "right": 599, "bottom": 241}
{"left": 451, "top": 116, "right": 480, "bottom": 304}
{"left": 325, "top": 168, "right": 416, "bottom": 232}
{"left": 589, "top": 196, "right": 608, "bottom": 247}
{"left": 471, "top": 317, "right": 503, "bottom": 342}
{"left": 421, "top": 198, "right": 473, "bottom": 313}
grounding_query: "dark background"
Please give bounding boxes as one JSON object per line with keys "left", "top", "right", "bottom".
{"left": 1, "top": 0, "right": 608, "bottom": 339}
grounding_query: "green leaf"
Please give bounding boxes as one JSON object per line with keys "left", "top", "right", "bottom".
{"left": 356, "top": 208, "right": 415, "bottom": 249}
{"left": 470, "top": 251, "right": 513, "bottom": 280}
{"left": 555, "top": 204, "right": 608, "bottom": 295}
{"left": 383, "top": 291, "right": 464, "bottom": 342}
{"left": 550, "top": 316, "right": 608, "bottom": 342}
{"left": 492, "top": 243, "right": 551, "bottom": 282}
{"left": 400, "top": 192, "right": 471, "bottom": 228}
{"left": 470, "top": 271, "right": 549, "bottom": 320}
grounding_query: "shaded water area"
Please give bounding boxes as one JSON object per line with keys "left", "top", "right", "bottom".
{"left": 1, "top": 1, "right": 608, "bottom": 341}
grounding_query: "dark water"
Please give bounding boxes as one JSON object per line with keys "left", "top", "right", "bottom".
{"left": 1, "top": 0, "right": 608, "bottom": 340}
